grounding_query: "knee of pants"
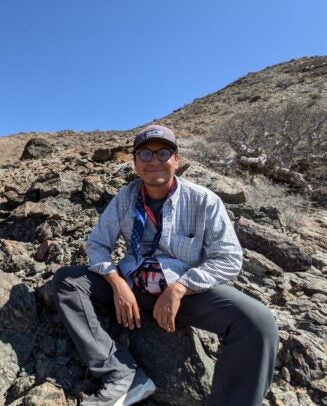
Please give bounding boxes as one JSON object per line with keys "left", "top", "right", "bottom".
{"left": 245, "top": 302, "right": 279, "bottom": 349}
{"left": 52, "top": 265, "right": 78, "bottom": 294}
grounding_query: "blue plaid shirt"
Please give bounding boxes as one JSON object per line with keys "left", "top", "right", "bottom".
{"left": 87, "top": 176, "right": 243, "bottom": 292}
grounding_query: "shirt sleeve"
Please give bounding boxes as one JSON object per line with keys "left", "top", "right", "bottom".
{"left": 177, "top": 195, "right": 243, "bottom": 292}
{"left": 86, "top": 196, "right": 121, "bottom": 276}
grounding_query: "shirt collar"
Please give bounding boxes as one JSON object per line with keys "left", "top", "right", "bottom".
{"left": 166, "top": 176, "right": 180, "bottom": 208}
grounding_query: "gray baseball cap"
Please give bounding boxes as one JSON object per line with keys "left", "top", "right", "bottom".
{"left": 133, "top": 125, "right": 177, "bottom": 151}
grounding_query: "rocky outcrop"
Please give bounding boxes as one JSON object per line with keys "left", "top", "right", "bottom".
{"left": 0, "top": 143, "right": 326, "bottom": 405}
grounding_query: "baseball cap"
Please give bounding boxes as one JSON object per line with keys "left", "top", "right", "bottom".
{"left": 133, "top": 125, "right": 177, "bottom": 152}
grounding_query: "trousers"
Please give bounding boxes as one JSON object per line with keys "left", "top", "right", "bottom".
{"left": 52, "top": 265, "right": 279, "bottom": 406}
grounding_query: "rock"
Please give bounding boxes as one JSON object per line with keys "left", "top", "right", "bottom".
{"left": 243, "top": 249, "right": 283, "bottom": 276}
{"left": 0, "top": 332, "right": 36, "bottom": 399}
{"left": 10, "top": 375, "right": 36, "bottom": 399}
{"left": 0, "top": 240, "right": 34, "bottom": 273}
{"left": 226, "top": 204, "right": 283, "bottom": 228}
{"left": 289, "top": 270, "right": 327, "bottom": 296}
{"left": 181, "top": 164, "right": 246, "bottom": 204}
{"left": 11, "top": 201, "right": 62, "bottom": 221}
{"left": 92, "top": 145, "right": 130, "bottom": 163}
{"left": 29, "top": 171, "right": 83, "bottom": 200}
{"left": 35, "top": 222, "right": 53, "bottom": 242}
{"left": 3, "top": 189, "right": 25, "bottom": 209}
{"left": 20, "top": 138, "right": 53, "bottom": 160}
{"left": 82, "top": 176, "right": 105, "bottom": 205}
{"left": 0, "top": 271, "right": 38, "bottom": 332}
{"left": 18, "top": 381, "right": 66, "bottom": 406}
{"left": 270, "top": 381, "right": 317, "bottom": 405}
{"left": 92, "top": 148, "right": 113, "bottom": 162}
{"left": 236, "top": 217, "right": 313, "bottom": 271}
{"left": 35, "top": 240, "right": 51, "bottom": 261}
{"left": 127, "top": 315, "right": 215, "bottom": 405}
{"left": 37, "top": 279, "right": 55, "bottom": 308}
{"left": 279, "top": 333, "right": 326, "bottom": 387}
{"left": 0, "top": 271, "right": 37, "bottom": 398}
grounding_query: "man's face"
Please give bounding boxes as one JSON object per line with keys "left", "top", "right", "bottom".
{"left": 133, "top": 141, "right": 179, "bottom": 189}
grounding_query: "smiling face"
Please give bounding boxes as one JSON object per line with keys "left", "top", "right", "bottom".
{"left": 133, "top": 140, "right": 179, "bottom": 198}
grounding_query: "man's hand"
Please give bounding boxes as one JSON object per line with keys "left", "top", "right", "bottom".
{"left": 104, "top": 273, "right": 141, "bottom": 330}
{"left": 153, "top": 282, "right": 192, "bottom": 333}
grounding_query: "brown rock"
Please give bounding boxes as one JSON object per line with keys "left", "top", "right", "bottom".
{"left": 20, "top": 138, "right": 53, "bottom": 160}
{"left": 21, "top": 381, "right": 66, "bottom": 406}
{"left": 0, "top": 239, "right": 34, "bottom": 273}
{"left": 35, "top": 240, "right": 53, "bottom": 261}
{"left": 236, "top": 217, "right": 313, "bottom": 271}
{"left": 12, "top": 201, "right": 62, "bottom": 220}
{"left": 92, "top": 148, "right": 113, "bottom": 162}
{"left": 82, "top": 176, "right": 105, "bottom": 205}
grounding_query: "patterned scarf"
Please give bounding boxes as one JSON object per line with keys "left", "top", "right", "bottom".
{"left": 131, "top": 179, "right": 177, "bottom": 263}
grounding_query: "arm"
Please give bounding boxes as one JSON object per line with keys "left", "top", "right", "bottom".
{"left": 154, "top": 195, "right": 242, "bottom": 333}
{"left": 87, "top": 195, "right": 141, "bottom": 329}
{"left": 177, "top": 195, "right": 243, "bottom": 292}
{"left": 86, "top": 196, "right": 121, "bottom": 275}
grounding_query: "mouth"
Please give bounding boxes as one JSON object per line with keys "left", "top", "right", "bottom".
{"left": 145, "top": 168, "right": 165, "bottom": 172}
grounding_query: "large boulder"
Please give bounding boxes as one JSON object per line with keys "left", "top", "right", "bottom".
{"left": 236, "top": 216, "right": 313, "bottom": 271}
{"left": 181, "top": 164, "right": 246, "bottom": 204}
{"left": 20, "top": 138, "right": 53, "bottom": 160}
{"left": 127, "top": 314, "right": 216, "bottom": 405}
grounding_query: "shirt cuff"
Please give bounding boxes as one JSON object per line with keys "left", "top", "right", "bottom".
{"left": 88, "top": 262, "right": 118, "bottom": 276}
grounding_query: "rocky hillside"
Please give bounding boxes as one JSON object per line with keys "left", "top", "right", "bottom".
{"left": 0, "top": 56, "right": 326, "bottom": 405}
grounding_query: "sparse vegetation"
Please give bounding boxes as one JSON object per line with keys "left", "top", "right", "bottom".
{"left": 243, "top": 175, "right": 312, "bottom": 232}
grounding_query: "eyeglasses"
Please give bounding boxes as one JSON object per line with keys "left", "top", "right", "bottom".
{"left": 135, "top": 148, "right": 176, "bottom": 162}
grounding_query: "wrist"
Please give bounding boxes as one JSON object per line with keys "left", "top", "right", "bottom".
{"left": 170, "top": 282, "right": 193, "bottom": 298}
{"left": 104, "top": 272, "right": 124, "bottom": 290}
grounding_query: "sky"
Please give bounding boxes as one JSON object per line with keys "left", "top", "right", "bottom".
{"left": 0, "top": 0, "right": 326, "bottom": 138}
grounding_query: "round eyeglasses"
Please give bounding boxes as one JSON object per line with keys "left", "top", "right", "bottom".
{"left": 135, "top": 148, "right": 176, "bottom": 162}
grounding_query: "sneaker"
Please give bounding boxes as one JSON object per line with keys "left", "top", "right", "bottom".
{"left": 80, "top": 368, "right": 156, "bottom": 406}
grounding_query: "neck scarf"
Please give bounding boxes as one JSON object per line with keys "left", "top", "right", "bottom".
{"left": 131, "top": 179, "right": 177, "bottom": 263}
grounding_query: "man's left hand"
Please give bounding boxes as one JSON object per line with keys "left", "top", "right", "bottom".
{"left": 153, "top": 282, "right": 191, "bottom": 333}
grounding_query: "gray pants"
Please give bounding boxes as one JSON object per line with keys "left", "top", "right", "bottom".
{"left": 52, "top": 265, "right": 279, "bottom": 406}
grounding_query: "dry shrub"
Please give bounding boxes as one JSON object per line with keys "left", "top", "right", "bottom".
{"left": 244, "top": 175, "right": 312, "bottom": 231}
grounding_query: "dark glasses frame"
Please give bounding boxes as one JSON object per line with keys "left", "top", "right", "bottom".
{"left": 134, "top": 148, "right": 177, "bottom": 162}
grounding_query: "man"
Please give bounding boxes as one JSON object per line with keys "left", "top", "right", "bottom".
{"left": 53, "top": 124, "right": 279, "bottom": 406}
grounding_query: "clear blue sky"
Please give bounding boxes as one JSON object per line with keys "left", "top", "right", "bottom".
{"left": 0, "top": 0, "right": 326, "bottom": 137}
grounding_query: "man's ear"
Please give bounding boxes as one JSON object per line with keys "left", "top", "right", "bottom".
{"left": 175, "top": 153, "right": 180, "bottom": 168}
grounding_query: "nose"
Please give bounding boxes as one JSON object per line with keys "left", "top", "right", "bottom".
{"left": 148, "top": 152, "right": 161, "bottom": 163}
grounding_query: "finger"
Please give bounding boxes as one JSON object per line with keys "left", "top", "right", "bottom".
{"left": 133, "top": 303, "right": 141, "bottom": 328}
{"left": 115, "top": 301, "right": 122, "bottom": 325}
{"left": 127, "top": 306, "right": 134, "bottom": 330}
{"left": 164, "top": 311, "right": 172, "bottom": 332}
{"left": 158, "top": 309, "right": 170, "bottom": 331}
{"left": 157, "top": 310, "right": 165, "bottom": 329}
{"left": 121, "top": 307, "right": 129, "bottom": 328}
{"left": 168, "top": 315, "right": 176, "bottom": 333}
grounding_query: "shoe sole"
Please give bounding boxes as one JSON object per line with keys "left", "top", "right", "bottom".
{"left": 115, "top": 378, "right": 156, "bottom": 406}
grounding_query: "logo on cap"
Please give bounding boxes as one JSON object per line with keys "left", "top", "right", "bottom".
{"left": 144, "top": 130, "right": 164, "bottom": 138}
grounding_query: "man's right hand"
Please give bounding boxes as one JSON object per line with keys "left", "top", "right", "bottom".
{"left": 104, "top": 272, "right": 141, "bottom": 330}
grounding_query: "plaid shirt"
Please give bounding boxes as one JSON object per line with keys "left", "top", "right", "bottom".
{"left": 87, "top": 176, "right": 243, "bottom": 292}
